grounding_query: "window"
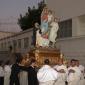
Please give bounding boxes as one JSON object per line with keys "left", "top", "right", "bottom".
{"left": 1, "top": 43, "right": 3, "bottom": 49}
{"left": 18, "top": 39, "right": 21, "bottom": 48}
{"left": 13, "top": 40, "right": 17, "bottom": 49}
{"left": 58, "top": 19, "right": 72, "bottom": 38}
{"left": 4, "top": 42, "right": 6, "bottom": 48}
{"left": 24, "top": 37, "right": 29, "bottom": 49}
{"left": 8, "top": 41, "right": 11, "bottom": 48}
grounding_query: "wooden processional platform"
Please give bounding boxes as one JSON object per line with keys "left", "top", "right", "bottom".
{"left": 29, "top": 47, "right": 61, "bottom": 66}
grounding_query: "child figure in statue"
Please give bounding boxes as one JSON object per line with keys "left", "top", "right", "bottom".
{"left": 36, "top": 25, "right": 49, "bottom": 47}
{"left": 49, "top": 17, "right": 59, "bottom": 47}
{"left": 48, "top": 10, "right": 54, "bottom": 25}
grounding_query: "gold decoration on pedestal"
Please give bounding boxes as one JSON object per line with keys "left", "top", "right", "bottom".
{"left": 29, "top": 47, "right": 61, "bottom": 66}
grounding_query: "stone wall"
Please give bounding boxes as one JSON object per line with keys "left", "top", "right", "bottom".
{"left": 56, "top": 36, "right": 85, "bottom": 66}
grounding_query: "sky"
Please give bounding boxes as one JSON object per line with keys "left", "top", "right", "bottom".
{"left": 0, "top": 0, "right": 42, "bottom": 32}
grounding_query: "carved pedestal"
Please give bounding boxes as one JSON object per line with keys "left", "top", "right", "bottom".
{"left": 29, "top": 47, "right": 61, "bottom": 66}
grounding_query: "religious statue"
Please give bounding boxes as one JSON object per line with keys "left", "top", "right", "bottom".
{"left": 35, "top": 6, "right": 59, "bottom": 48}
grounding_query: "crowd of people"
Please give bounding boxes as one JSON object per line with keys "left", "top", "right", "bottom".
{"left": 0, "top": 53, "right": 85, "bottom": 85}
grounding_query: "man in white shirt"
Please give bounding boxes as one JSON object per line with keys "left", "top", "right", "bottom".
{"left": 4, "top": 60, "right": 11, "bottom": 85}
{"left": 0, "top": 61, "right": 4, "bottom": 85}
{"left": 67, "top": 59, "right": 81, "bottom": 85}
{"left": 54, "top": 59, "right": 67, "bottom": 85}
{"left": 76, "top": 60, "right": 85, "bottom": 85}
{"left": 37, "top": 59, "right": 58, "bottom": 85}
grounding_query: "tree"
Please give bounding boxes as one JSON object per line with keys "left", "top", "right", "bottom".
{"left": 18, "top": 0, "right": 46, "bottom": 31}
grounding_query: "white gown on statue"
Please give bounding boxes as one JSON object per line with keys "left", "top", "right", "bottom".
{"left": 36, "top": 30, "right": 49, "bottom": 47}
{"left": 19, "top": 71, "right": 28, "bottom": 85}
{"left": 4, "top": 65, "right": 11, "bottom": 85}
{"left": 49, "top": 22, "right": 59, "bottom": 42}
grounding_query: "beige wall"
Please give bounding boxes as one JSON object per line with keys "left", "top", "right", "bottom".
{"left": 72, "top": 15, "right": 85, "bottom": 36}
{"left": 56, "top": 36, "right": 85, "bottom": 66}
{"left": 0, "top": 32, "right": 15, "bottom": 39}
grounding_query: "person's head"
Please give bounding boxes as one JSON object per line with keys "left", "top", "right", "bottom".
{"left": 54, "top": 17, "right": 58, "bottom": 22}
{"left": 58, "top": 59, "right": 63, "bottom": 65}
{"left": 48, "top": 10, "right": 52, "bottom": 15}
{"left": 29, "top": 59, "right": 36, "bottom": 67}
{"left": 44, "top": 59, "right": 50, "bottom": 65}
{"left": 5, "top": 60, "right": 10, "bottom": 65}
{"left": 75, "top": 60, "right": 79, "bottom": 67}
{"left": 70, "top": 59, "right": 76, "bottom": 67}
{"left": 21, "top": 54, "right": 29, "bottom": 66}
{"left": 43, "top": 6, "right": 48, "bottom": 14}
{"left": 15, "top": 53, "right": 23, "bottom": 64}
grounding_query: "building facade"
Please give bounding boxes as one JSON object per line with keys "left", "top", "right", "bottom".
{"left": 0, "top": 29, "right": 33, "bottom": 54}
